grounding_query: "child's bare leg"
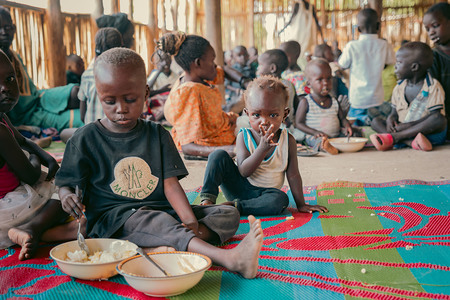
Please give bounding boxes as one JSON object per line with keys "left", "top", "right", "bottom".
{"left": 370, "top": 117, "right": 387, "bottom": 133}
{"left": 41, "top": 217, "right": 85, "bottom": 242}
{"left": 187, "top": 215, "right": 263, "bottom": 279}
{"left": 8, "top": 199, "right": 67, "bottom": 260}
{"left": 392, "top": 114, "right": 446, "bottom": 143}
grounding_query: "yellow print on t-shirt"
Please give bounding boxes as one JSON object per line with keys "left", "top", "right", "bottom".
{"left": 110, "top": 157, "right": 159, "bottom": 200}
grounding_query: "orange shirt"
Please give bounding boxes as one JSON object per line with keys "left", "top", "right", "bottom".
{"left": 164, "top": 67, "right": 236, "bottom": 149}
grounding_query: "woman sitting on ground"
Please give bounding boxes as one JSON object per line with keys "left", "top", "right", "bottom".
{"left": 160, "top": 32, "right": 251, "bottom": 159}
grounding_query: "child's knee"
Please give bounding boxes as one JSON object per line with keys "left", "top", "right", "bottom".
{"left": 208, "top": 149, "right": 233, "bottom": 166}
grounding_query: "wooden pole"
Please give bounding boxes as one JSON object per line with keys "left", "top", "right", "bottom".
{"left": 46, "top": 0, "right": 66, "bottom": 87}
{"left": 172, "top": 0, "right": 178, "bottom": 31}
{"left": 204, "top": 0, "right": 223, "bottom": 66}
{"left": 368, "top": 0, "right": 382, "bottom": 20}
{"left": 148, "top": 0, "right": 156, "bottom": 70}
{"left": 204, "top": 0, "right": 224, "bottom": 104}
{"left": 161, "top": 0, "right": 167, "bottom": 33}
{"left": 188, "top": 0, "right": 197, "bottom": 34}
{"left": 111, "top": 0, "right": 119, "bottom": 14}
{"left": 320, "top": 0, "right": 326, "bottom": 43}
{"left": 92, "top": 0, "right": 104, "bottom": 21}
{"left": 128, "top": 0, "right": 134, "bottom": 20}
{"left": 247, "top": 0, "right": 254, "bottom": 47}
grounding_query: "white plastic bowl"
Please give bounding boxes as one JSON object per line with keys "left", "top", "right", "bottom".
{"left": 328, "top": 137, "right": 368, "bottom": 153}
{"left": 50, "top": 238, "right": 137, "bottom": 280}
{"left": 117, "top": 251, "right": 212, "bottom": 297}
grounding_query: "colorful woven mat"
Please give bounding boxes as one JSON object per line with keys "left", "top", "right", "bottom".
{"left": 1, "top": 180, "right": 450, "bottom": 299}
{"left": 44, "top": 140, "right": 65, "bottom": 163}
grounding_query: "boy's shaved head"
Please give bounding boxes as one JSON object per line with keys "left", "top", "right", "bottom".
{"left": 262, "top": 49, "right": 289, "bottom": 73}
{"left": 305, "top": 58, "right": 330, "bottom": 80}
{"left": 279, "top": 40, "right": 301, "bottom": 57}
{"left": 313, "top": 43, "right": 332, "bottom": 58}
{"left": 425, "top": 2, "right": 450, "bottom": 20}
{"left": 94, "top": 47, "right": 146, "bottom": 79}
{"left": 244, "top": 75, "right": 288, "bottom": 106}
{"left": 399, "top": 42, "right": 434, "bottom": 70}
{"left": 357, "top": 8, "right": 379, "bottom": 32}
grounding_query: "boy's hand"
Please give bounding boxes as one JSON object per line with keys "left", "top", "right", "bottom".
{"left": 297, "top": 204, "right": 328, "bottom": 214}
{"left": 386, "top": 117, "right": 397, "bottom": 133}
{"left": 344, "top": 124, "right": 353, "bottom": 137}
{"left": 337, "top": 95, "right": 350, "bottom": 116}
{"left": 45, "top": 158, "right": 60, "bottom": 180}
{"left": 61, "top": 193, "right": 85, "bottom": 219}
{"left": 394, "top": 122, "right": 411, "bottom": 132}
{"left": 182, "top": 221, "right": 200, "bottom": 236}
{"left": 313, "top": 132, "right": 327, "bottom": 139}
{"left": 259, "top": 124, "right": 278, "bottom": 149}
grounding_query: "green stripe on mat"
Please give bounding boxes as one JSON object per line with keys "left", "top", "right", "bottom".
{"left": 44, "top": 140, "right": 66, "bottom": 152}
{"left": 171, "top": 271, "right": 222, "bottom": 300}
{"left": 316, "top": 182, "right": 425, "bottom": 298}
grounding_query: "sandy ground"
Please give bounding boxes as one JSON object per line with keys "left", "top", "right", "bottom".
{"left": 179, "top": 144, "right": 450, "bottom": 190}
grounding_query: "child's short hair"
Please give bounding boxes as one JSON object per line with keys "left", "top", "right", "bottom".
{"left": 357, "top": 8, "right": 379, "bottom": 29}
{"left": 94, "top": 48, "right": 146, "bottom": 78}
{"left": 425, "top": 2, "right": 450, "bottom": 19}
{"left": 313, "top": 43, "right": 332, "bottom": 59}
{"left": 244, "top": 75, "right": 289, "bottom": 106}
{"left": 280, "top": 40, "right": 301, "bottom": 57}
{"left": 263, "top": 49, "right": 289, "bottom": 73}
{"left": 96, "top": 13, "right": 133, "bottom": 37}
{"left": 157, "top": 32, "right": 210, "bottom": 72}
{"left": 95, "top": 27, "right": 123, "bottom": 56}
{"left": 305, "top": 58, "right": 331, "bottom": 79}
{"left": 400, "top": 41, "right": 434, "bottom": 71}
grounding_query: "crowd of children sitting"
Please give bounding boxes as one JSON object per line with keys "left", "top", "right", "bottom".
{"left": 0, "top": 3, "right": 449, "bottom": 283}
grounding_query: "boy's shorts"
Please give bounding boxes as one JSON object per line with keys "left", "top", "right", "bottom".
{"left": 348, "top": 102, "right": 392, "bottom": 126}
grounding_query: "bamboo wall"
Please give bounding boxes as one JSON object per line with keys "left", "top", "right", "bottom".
{"left": 3, "top": 0, "right": 443, "bottom": 89}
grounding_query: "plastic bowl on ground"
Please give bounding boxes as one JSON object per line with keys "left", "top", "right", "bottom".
{"left": 328, "top": 137, "right": 368, "bottom": 153}
{"left": 50, "top": 238, "right": 137, "bottom": 280}
{"left": 117, "top": 251, "right": 212, "bottom": 297}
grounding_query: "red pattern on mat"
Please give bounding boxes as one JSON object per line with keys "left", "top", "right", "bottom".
{"left": 277, "top": 236, "right": 392, "bottom": 251}
{"left": 0, "top": 268, "right": 55, "bottom": 294}
{"left": 379, "top": 212, "right": 401, "bottom": 223}
{"left": 318, "top": 215, "right": 354, "bottom": 219}
{"left": 328, "top": 198, "right": 344, "bottom": 204}
{"left": 365, "top": 240, "right": 418, "bottom": 250}
{"left": 15, "top": 276, "right": 71, "bottom": 295}
{"left": 259, "top": 255, "right": 450, "bottom": 271}
{"left": 348, "top": 228, "right": 394, "bottom": 235}
{"left": 392, "top": 202, "right": 440, "bottom": 215}
{"left": 403, "top": 215, "right": 450, "bottom": 236}
{"left": 358, "top": 205, "right": 422, "bottom": 232}
{"left": 353, "top": 198, "right": 365, "bottom": 202}
{"left": 79, "top": 279, "right": 165, "bottom": 300}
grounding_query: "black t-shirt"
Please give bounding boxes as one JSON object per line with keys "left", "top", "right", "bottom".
{"left": 55, "top": 120, "right": 188, "bottom": 238}
{"left": 430, "top": 48, "right": 450, "bottom": 118}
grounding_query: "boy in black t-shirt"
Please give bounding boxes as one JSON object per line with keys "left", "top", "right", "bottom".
{"left": 55, "top": 48, "right": 264, "bottom": 279}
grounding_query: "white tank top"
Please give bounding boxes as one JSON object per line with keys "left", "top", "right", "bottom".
{"left": 305, "top": 94, "right": 340, "bottom": 138}
{"left": 241, "top": 128, "right": 289, "bottom": 189}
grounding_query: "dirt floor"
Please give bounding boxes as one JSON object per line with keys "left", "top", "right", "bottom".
{"left": 179, "top": 144, "right": 450, "bottom": 190}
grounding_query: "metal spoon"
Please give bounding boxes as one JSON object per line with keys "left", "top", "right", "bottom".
{"left": 136, "top": 247, "right": 170, "bottom": 276}
{"left": 75, "top": 186, "right": 90, "bottom": 255}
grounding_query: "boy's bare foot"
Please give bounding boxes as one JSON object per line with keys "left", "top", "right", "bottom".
{"left": 321, "top": 138, "right": 338, "bottom": 155}
{"left": 35, "top": 136, "right": 52, "bottom": 148}
{"left": 225, "top": 215, "right": 264, "bottom": 279}
{"left": 8, "top": 228, "right": 38, "bottom": 261}
{"left": 200, "top": 199, "right": 214, "bottom": 206}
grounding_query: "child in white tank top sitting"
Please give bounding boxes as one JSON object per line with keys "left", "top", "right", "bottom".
{"left": 199, "top": 76, "right": 328, "bottom": 216}
{"left": 295, "top": 59, "right": 356, "bottom": 154}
